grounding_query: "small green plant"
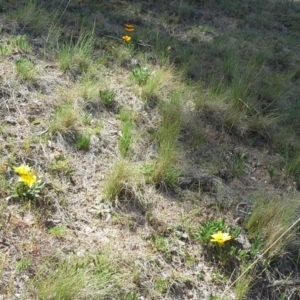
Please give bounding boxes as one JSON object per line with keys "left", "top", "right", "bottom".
{"left": 154, "top": 278, "right": 170, "bottom": 294}
{"left": 10, "top": 164, "right": 45, "bottom": 201}
{"left": 15, "top": 58, "right": 37, "bottom": 81}
{"left": 195, "top": 218, "right": 243, "bottom": 264}
{"left": 83, "top": 113, "right": 92, "bottom": 125}
{"left": 16, "top": 258, "right": 31, "bottom": 272}
{"left": 0, "top": 35, "right": 31, "bottom": 55}
{"left": 99, "top": 89, "right": 116, "bottom": 108}
{"left": 150, "top": 234, "right": 173, "bottom": 261}
{"left": 195, "top": 218, "right": 234, "bottom": 244}
{"left": 211, "top": 269, "right": 229, "bottom": 284}
{"left": 13, "top": 34, "right": 32, "bottom": 52}
{"left": 48, "top": 226, "right": 67, "bottom": 238}
{"left": 232, "top": 152, "right": 247, "bottom": 177}
{"left": 48, "top": 155, "right": 73, "bottom": 177}
{"left": 75, "top": 132, "right": 91, "bottom": 151}
{"left": 131, "top": 66, "right": 151, "bottom": 85}
{"left": 13, "top": 181, "right": 45, "bottom": 201}
{"left": 141, "top": 162, "right": 155, "bottom": 183}
{"left": 232, "top": 235, "right": 263, "bottom": 263}
{"left": 150, "top": 234, "right": 168, "bottom": 253}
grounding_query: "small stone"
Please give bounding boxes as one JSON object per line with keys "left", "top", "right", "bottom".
{"left": 181, "top": 233, "right": 189, "bottom": 239}
{"left": 90, "top": 135, "right": 99, "bottom": 146}
{"left": 4, "top": 116, "right": 17, "bottom": 125}
{"left": 77, "top": 249, "right": 86, "bottom": 257}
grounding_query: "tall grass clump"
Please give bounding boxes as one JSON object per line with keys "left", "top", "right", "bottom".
{"left": 32, "top": 253, "right": 123, "bottom": 300}
{"left": 15, "top": 58, "right": 37, "bottom": 81}
{"left": 103, "top": 160, "right": 142, "bottom": 202}
{"left": 57, "top": 32, "right": 95, "bottom": 76}
{"left": 80, "top": 78, "right": 100, "bottom": 102}
{"left": 151, "top": 91, "right": 183, "bottom": 185}
{"left": 285, "top": 147, "right": 300, "bottom": 184}
{"left": 118, "top": 108, "right": 135, "bottom": 157}
{"left": 234, "top": 267, "right": 254, "bottom": 300}
{"left": 244, "top": 195, "right": 299, "bottom": 257}
{"left": 10, "top": 0, "right": 53, "bottom": 35}
{"left": 0, "top": 35, "right": 32, "bottom": 55}
{"left": 49, "top": 103, "right": 79, "bottom": 136}
{"left": 139, "top": 66, "right": 175, "bottom": 102}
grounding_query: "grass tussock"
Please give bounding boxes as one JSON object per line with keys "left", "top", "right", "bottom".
{"left": 234, "top": 267, "right": 254, "bottom": 300}
{"left": 57, "top": 33, "right": 95, "bottom": 76}
{"left": 15, "top": 58, "right": 38, "bottom": 81}
{"left": 103, "top": 160, "right": 143, "bottom": 204}
{"left": 118, "top": 108, "right": 136, "bottom": 157}
{"left": 10, "top": 0, "right": 54, "bottom": 35}
{"left": 245, "top": 195, "right": 300, "bottom": 257}
{"left": 0, "top": 35, "right": 32, "bottom": 55}
{"left": 49, "top": 103, "right": 80, "bottom": 137}
{"left": 151, "top": 91, "right": 183, "bottom": 186}
{"left": 136, "top": 65, "right": 178, "bottom": 103}
{"left": 32, "top": 253, "right": 124, "bottom": 300}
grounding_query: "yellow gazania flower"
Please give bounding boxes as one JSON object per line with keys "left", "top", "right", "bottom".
{"left": 210, "top": 231, "right": 232, "bottom": 245}
{"left": 124, "top": 24, "right": 134, "bottom": 32}
{"left": 19, "top": 173, "right": 37, "bottom": 187}
{"left": 13, "top": 164, "right": 37, "bottom": 187}
{"left": 14, "top": 164, "right": 32, "bottom": 176}
{"left": 122, "top": 35, "right": 132, "bottom": 42}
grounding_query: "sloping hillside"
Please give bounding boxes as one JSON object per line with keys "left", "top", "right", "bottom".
{"left": 0, "top": 1, "right": 300, "bottom": 299}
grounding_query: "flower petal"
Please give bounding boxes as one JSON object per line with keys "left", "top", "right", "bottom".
{"left": 13, "top": 164, "right": 32, "bottom": 175}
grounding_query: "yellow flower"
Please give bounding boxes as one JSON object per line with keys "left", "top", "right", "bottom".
{"left": 122, "top": 35, "right": 132, "bottom": 42}
{"left": 124, "top": 24, "right": 134, "bottom": 32}
{"left": 19, "top": 173, "right": 37, "bottom": 187}
{"left": 13, "top": 164, "right": 37, "bottom": 187}
{"left": 210, "top": 231, "right": 232, "bottom": 245}
{"left": 13, "top": 164, "right": 32, "bottom": 175}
